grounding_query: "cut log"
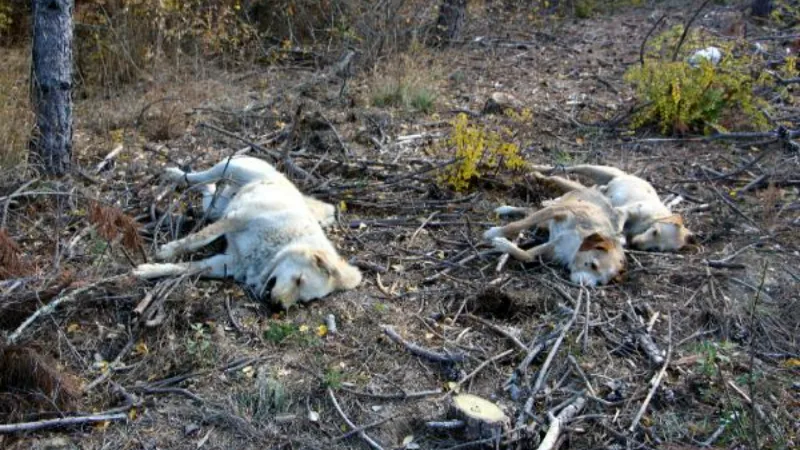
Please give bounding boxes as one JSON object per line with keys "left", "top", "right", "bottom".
{"left": 450, "top": 393, "right": 509, "bottom": 441}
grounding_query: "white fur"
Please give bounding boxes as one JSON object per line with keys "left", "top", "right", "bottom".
{"left": 494, "top": 205, "right": 529, "bottom": 216}
{"left": 135, "top": 157, "right": 361, "bottom": 309}
{"left": 163, "top": 156, "right": 336, "bottom": 227}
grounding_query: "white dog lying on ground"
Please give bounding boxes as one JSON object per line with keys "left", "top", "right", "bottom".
{"left": 531, "top": 164, "right": 695, "bottom": 252}
{"left": 133, "top": 156, "right": 362, "bottom": 310}
{"left": 484, "top": 173, "right": 627, "bottom": 286}
{"left": 160, "top": 156, "right": 336, "bottom": 227}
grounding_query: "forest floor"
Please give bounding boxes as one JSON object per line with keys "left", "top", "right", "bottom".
{"left": 1, "top": 1, "right": 799, "bottom": 449}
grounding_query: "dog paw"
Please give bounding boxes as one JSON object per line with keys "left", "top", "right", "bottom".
{"left": 155, "top": 243, "right": 179, "bottom": 260}
{"left": 163, "top": 167, "right": 187, "bottom": 185}
{"left": 132, "top": 264, "right": 159, "bottom": 279}
{"left": 483, "top": 227, "right": 505, "bottom": 241}
{"left": 491, "top": 237, "right": 515, "bottom": 252}
{"left": 494, "top": 205, "right": 518, "bottom": 216}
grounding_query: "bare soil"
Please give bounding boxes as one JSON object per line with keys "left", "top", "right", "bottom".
{"left": 1, "top": 2, "right": 798, "bottom": 450}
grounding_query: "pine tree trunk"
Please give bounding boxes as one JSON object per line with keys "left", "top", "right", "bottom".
{"left": 30, "top": 0, "right": 74, "bottom": 176}
{"left": 751, "top": 0, "right": 772, "bottom": 17}
{"left": 432, "top": 0, "right": 466, "bottom": 47}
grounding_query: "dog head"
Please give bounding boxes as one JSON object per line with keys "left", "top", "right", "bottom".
{"left": 630, "top": 215, "right": 693, "bottom": 252}
{"left": 262, "top": 246, "right": 362, "bottom": 310}
{"left": 570, "top": 232, "right": 626, "bottom": 286}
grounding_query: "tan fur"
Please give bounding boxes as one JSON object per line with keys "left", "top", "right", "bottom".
{"left": 533, "top": 164, "right": 694, "bottom": 252}
{"left": 485, "top": 187, "right": 627, "bottom": 286}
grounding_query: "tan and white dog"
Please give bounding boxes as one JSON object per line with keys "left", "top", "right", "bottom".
{"left": 532, "top": 164, "right": 694, "bottom": 252}
{"left": 484, "top": 176, "right": 627, "bottom": 287}
{"left": 133, "top": 156, "right": 362, "bottom": 309}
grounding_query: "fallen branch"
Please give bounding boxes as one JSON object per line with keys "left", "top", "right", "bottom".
{"left": 629, "top": 314, "right": 673, "bottom": 433}
{"left": 328, "top": 388, "right": 384, "bottom": 450}
{"left": 536, "top": 397, "right": 586, "bottom": 450}
{"left": 197, "top": 122, "right": 281, "bottom": 160}
{"left": 332, "top": 414, "right": 397, "bottom": 443}
{"left": 95, "top": 145, "right": 124, "bottom": 173}
{"left": 457, "top": 348, "right": 515, "bottom": 387}
{"left": 0, "top": 411, "right": 128, "bottom": 433}
{"left": 381, "top": 325, "right": 466, "bottom": 363}
{"left": 8, "top": 275, "right": 126, "bottom": 344}
{"left": 672, "top": 0, "right": 714, "bottom": 62}
{"left": 341, "top": 387, "right": 443, "bottom": 400}
{"left": 466, "top": 314, "right": 527, "bottom": 351}
{"left": 518, "top": 292, "right": 583, "bottom": 428}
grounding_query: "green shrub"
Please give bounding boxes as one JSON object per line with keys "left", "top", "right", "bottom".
{"left": 625, "top": 25, "right": 771, "bottom": 134}
{"left": 438, "top": 113, "right": 526, "bottom": 192}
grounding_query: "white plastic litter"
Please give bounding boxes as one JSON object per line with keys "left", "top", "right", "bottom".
{"left": 688, "top": 46, "right": 722, "bottom": 67}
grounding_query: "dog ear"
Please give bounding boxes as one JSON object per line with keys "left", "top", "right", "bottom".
{"left": 311, "top": 251, "right": 334, "bottom": 277}
{"left": 579, "top": 232, "right": 614, "bottom": 252}
{"left": 312, "top": 250, "right": 362, "bottom": 289}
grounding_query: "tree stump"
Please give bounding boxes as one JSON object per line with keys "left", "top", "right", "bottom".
{"left": 450, "top": 393, "right": 509, "bottom": 442}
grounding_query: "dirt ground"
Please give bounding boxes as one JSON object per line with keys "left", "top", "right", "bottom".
{"left": 1, "top": 1, "right": 799, "bottom": 449}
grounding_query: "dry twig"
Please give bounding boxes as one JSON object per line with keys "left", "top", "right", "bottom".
{"left": 8, "top": 275, "right": 126, "bottom": 344}
{"left": 0, "top": 411, "right": 128, "bottom": 433}
{"left": 381, "top": 325, "right": 466, "bottom": 363}
{"left": 629, "top": 314, "right": 673, "bottom": 433}
{"left": 327, "top": 388, "right": 384, "bottom": 450}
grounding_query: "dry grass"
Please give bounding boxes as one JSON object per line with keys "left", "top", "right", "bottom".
{"left": 367, "top": 43, "right": 444, "bottom": 113}
{"left": 0, "top": 48, "right": 32, "bottom": 170}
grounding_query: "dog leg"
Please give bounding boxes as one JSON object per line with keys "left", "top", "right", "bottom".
{"left": 156, "top": 218, "right": 243, "bottom": 260}
{"left": 536, "top": 174, "right": 588, "bottom": 193}
{"left": 163, "top": 157, "right": 256, "bottom": 187}
{"left": 134, "top": 254, "right": 235, "bottom": 279}
{"left": 562, "top": 165, "right": 627, "bottom": 184}
{"left": 484, "top": 207, "right": 572, "bottom": 240}
{"left": 491, "top": 238, "right": 554, "bottom": 262}
{"left": 201, "top": 184, "right": 235, "bottom": 221}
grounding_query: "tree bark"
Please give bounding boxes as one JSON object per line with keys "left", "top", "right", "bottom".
{"left": 431, "top": 0, "right": 466, "bottom": 48}
{"left": 30, "top": 0, "right": 74, "bottom": 176}
{"left": 751, "top": 0, "right": 772, "bottom": 17}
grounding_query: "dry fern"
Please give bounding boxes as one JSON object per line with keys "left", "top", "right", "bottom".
{"left": 0, "top": 345, "right": 80, "bottom": 420}
{"left": 0, "top": 228, "right": 31, "bottom": 280}
{"left": 88, "top": 201, "right": 143, "bottom": 251}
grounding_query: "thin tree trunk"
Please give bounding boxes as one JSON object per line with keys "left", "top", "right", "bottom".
{"left": 751, "top": 0, "right": 772, "bottom": 17}
{"left": 431, "top": 0, "right": 466, "bottom": 48}
{"left": 30, "top": 0, "right": 74, "bottom": 176}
